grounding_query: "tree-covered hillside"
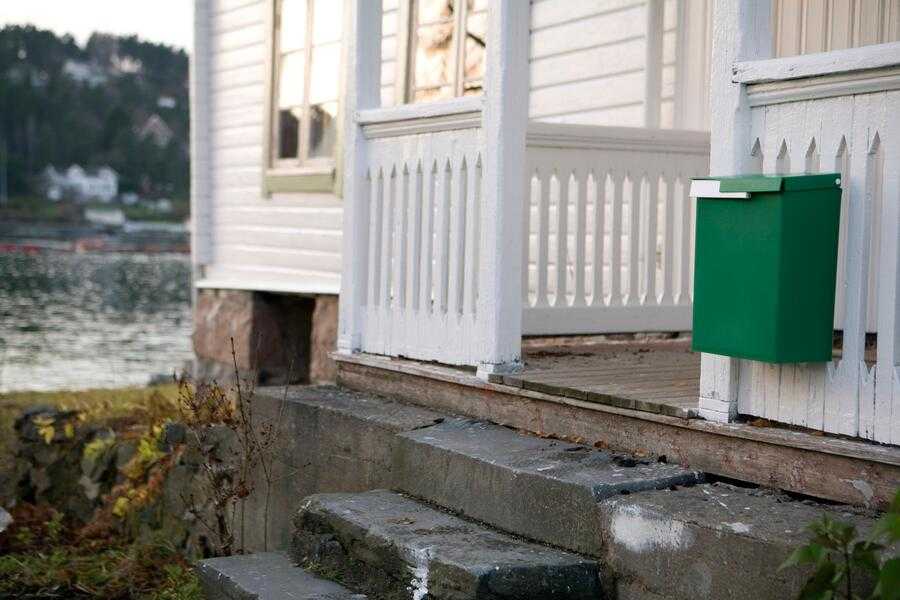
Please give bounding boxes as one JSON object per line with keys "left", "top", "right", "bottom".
{"left": 0, "top": 26, "right": 189, "bottom": 200}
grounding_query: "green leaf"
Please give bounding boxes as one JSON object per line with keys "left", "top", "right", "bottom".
{"left": 850, "top": 541, "right": 882, "bottom": 574}
{"left": 781, "top": 543, "right": 827, "bottom": 570}
{"left": 873, "top": 558, "right": 900, "bottom": 600}
{"left": 797, "top": 562, "right": 837, "bottom": 600}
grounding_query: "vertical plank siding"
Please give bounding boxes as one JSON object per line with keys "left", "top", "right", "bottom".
{"left": 522, "top": 123, "right": 709, "bottom": 335}
{"left": 774, "top": 0, "right": 900, "bottom": 57}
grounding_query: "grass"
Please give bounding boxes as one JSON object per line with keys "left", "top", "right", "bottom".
{"left": 0, "top": 505, "right": 201, "bottom": 600}
{"left": 0, "top": 384, "right": 180, "bottom": 463}
{"left": 0, "top": 196, "right": 84, "bottom": 223}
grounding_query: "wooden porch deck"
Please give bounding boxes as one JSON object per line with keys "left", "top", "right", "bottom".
{"left": 334, "top": 343, "right": 900, "bottom": 509}
{"left": 506, "top": 338, "right": 700, "bottom": 418}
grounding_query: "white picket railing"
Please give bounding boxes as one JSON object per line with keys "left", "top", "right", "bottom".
{"left": 356, "top": 100, "right": 488, "bottom": 364}
{"left": 522, "top": 123, "right": 710, "bottom": 335}
{"left": 729, "top": 44, "right": 900, "bottom": 444}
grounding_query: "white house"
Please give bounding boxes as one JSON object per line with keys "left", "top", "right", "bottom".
{"left": 191, "top": 1, "right": 900, "bottom": 505}
{"left": 42, "top": 165, "right": 119, "bottom": 203}
{"left": 62, "top": 59, "right": 109, "bottom": 87}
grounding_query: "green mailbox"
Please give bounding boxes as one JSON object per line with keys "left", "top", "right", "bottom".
{"left": 690, "top": 173, "right": 842, "bottom": 363}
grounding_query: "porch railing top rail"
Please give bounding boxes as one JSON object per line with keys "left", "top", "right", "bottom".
{"left": 526, "top": 121, "right": 710, "bottom": 156}
{"left": 733, "top": 41, "right": 900, "bottom": 84}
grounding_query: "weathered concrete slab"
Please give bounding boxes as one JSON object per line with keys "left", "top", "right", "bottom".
{"left": 599, "top": 482, "right": 881, "bottom": 600}
{"left": 196, "top": 552, "right": 365, "bottom": 599}
{"left": 394, "top": 418, "right": 703, "bottom": 556}
{"left": 239, "top": 386, "right": 444, "bottom": 550}
{"left": 292, "top": 490, "right": 603, "bottom": 600}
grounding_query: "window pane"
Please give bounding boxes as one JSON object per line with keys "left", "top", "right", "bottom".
{"left": 308, "top": 101, "right": 338, "bottom": 158}
{"left": 278, "top": 51, "right": 305, "bottom": 108}
{"left": 312, "top": 0, "right": 343, "bottom": 45}
{"left": 309, "top": 43, "right": 341, "bottom": 104}
{"left": 414, "top": 23, "right": 454, "bottom": 91}
{"left": 414, "top": 85, "right": 452, "bottom": 102}
{"left": 279, "top": 0, "right": 307, "bottom": 53}
{"left": 464, "top": 10, "right": 485, "bottom": 83}
{"left": 418, "top": 0, "right": 454, "bottom": 24}
{"left": 278, "top": 108, "right": 301, "bottom": 158}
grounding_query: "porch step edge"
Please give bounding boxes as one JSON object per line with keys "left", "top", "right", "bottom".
{"left": 394, "top": 417, "right": 703, "bottom": 557}
{"left": 196, "top": 552, "right": 366, "bottom": 600}
{"left": 291, "top": 490, "right": 603, "bottom": 600}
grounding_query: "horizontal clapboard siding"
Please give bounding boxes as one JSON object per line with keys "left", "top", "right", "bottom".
{"left": 195, "top": 0, "right": 400, "bottom": 295}
{"left": 529, "top": 0, "right": 708, "bottom": 130}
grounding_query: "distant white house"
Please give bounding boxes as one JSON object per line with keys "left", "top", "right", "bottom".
{"left": 84, "top": 206, "right": 125, "bottom": 227}
{"left": 157, "top": 95, "right": 177, "bottom": 109}
{"left": 137, "top": 114, "right": 174, "bottom": 148}
{"left": 42, "top": 165, "right": 119, "bottom": 203}
{"left": 62, "top": 59, "right": 108, "bottom": 87}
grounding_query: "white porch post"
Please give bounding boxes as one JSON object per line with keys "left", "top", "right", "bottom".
{"left": 699, "top": 0, "right": 772, "bottom": 421}
{"left": 476, "top": 0, "right": 531, "bottom": 377}
{"left": 337, "top": 0, "right": 382, "bottom": 355}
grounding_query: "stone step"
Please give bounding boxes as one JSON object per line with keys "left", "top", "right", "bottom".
{"left": 292, "top": 490, "right": 603, "bottom": 600}
{"left": 394, "top": 417, "right": 703, "bottom": 556}
{"left": 196, "top": 552, "right": 366, "bottom": 600}
{"left": 599, "top": 482, "right": 883, "bottom": 600}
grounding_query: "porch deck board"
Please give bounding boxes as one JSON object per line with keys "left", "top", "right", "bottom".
{"left": 508, "top": 341, "right": 701, "bottom": 419}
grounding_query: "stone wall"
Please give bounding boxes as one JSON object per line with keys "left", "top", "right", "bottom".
{"left": 193, "top": 289, "right": 338, "bottom": 385}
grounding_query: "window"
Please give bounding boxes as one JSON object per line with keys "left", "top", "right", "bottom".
{"left": 267, "top": 0, "right": 343, "bottom": 186}
{"left": 405, "top": 0, "right": 486, "bottom": 102}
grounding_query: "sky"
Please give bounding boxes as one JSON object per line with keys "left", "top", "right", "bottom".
{"left": 1, "top": 0, "right": 193, "bottom": 51}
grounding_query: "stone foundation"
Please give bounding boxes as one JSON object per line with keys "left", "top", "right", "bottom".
{"left": 193, "top": 289, "right": 338, "bottom": 385}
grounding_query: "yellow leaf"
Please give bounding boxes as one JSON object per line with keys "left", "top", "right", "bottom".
{"left": 64, "top": 422, "right": 75, "bottom": 439}
{"left": 112, "top": 496, "right": 130, "bottom": 518}
{"left": 40, "top": 425, "right": 55, "bottom": 444}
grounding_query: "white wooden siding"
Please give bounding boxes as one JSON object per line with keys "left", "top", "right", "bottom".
{"left": 529, "top": 0, "right": 712, "bottom": 131}
{"left": 193, "top": 0, "right": 400, "bottom": 295}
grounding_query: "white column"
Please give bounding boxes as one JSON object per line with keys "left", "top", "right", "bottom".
{"left": 476, "top": 0, "right": 531, "bottom": 378}
{"left": 190, "top": 0, "right": 213, "bottom": 273}
{"left": 699, "top": 0, "right": 772, "bottom": 422}
{"left": 644, "top": 0, "right": 664, "bottom": 129}
{"left": 337, "top": 0, "right": 382, "bottom": 354}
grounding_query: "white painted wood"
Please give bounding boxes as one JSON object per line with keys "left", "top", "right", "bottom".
{"left": 528, "top": 0, "right": 711, "bottom": 132}
{"left": 522, "top": 123, "right": 708, "bottom": 335}
{"left": 773, "top": 0, "right": 900, "bottom": 58}
{"left": 745, "top": 65, "right": 900, "bottom": 106}
{"left": 337, "top": 0, "right": 383, "bottom": 354}
{"left": 699, "top": 0, "right": 773, "bottom": 424}
{"left": 727, "top": 52, "right": 900, "bottom": 443}
{"left": 193, "top": 0, "right": 403, "bottom": 297}
{"left": 476, "top": 0, "right": 531, "bottom": 375}
{"left": 735, "top": 42, "right": 900, "bottom": 83}
{"left": 645, "top": 0, "right": 665, "bottom": 128}
{"left": 192, "top": 0, "right": 214, "bottom": 269}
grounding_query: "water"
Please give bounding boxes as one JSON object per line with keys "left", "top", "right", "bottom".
{"left": 0, "top": 251, "right": 193, "bottom": 392}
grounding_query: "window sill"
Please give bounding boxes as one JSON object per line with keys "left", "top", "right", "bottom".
{"left": 264, "top": 167, "right": 336, "bottom": 195}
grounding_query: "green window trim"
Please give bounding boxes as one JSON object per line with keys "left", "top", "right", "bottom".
{"left": 263, "top": 170, "right": 336, "bottom": 195}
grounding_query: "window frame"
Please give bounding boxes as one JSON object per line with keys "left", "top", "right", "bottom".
{"left": 397, "top": 0, "right": 486, "bottom": 104}
{"left": 263, "top": 0, "right": 344, "bottom": 195}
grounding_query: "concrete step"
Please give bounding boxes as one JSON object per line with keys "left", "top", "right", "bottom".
{"left": 197, "top": 552, "right": 366, "bottom": 599}
{"left": 394, "top": 417, "right": 703, "bottom": 556}
{"left": 292, "top": 490, "right": 603, "bottom": 600}
{"left": 599, "top": 482, "right": 883, "bottom": 600}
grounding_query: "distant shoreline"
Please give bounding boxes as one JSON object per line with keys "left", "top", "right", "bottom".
{"left": 0, "top": 219, "right": 190, "bottom": 254}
